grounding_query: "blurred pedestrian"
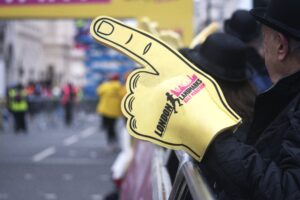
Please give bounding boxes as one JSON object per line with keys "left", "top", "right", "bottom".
{"left": 96, "top": 74, "right": 123, "bottom": 149}
{"left": 61, "top": 82, "right": 77, "bottom": 126}
{"left": 7, "top": 83, "right": 29, "bottom": 133}
{"left": 180, "top": 33, "right": 257, "bottom": 140}
{"left": 25, "top": 81, "right": 36, "bottom": 117}
{"left": 224, "top": 9, "right": 272, "bottom": 93}
{"left": 201, "top": 0, "right": 300, "bottom": 199}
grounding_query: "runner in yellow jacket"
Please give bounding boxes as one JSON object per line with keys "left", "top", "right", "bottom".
{"left": 96, "top": 74, "right": 124, "bottom": 146}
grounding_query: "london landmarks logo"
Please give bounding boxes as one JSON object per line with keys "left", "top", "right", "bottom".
{"left": 154, "top": 74, "right": 205, "bottom": 137}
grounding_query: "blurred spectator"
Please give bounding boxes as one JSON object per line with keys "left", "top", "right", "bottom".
{"left": 180, "top": 33, "right": 257, "bottom": 141}
{"left": 41, "top": 81, "right": 52, "bottom": 98}
{"left": 7, "top": 83, "right": 29, "bottom": 134}
{"left": 61, "top": 83, "right": 77, "bottom": 126}
{"left": 96, "top": 74, "right": 123, "bottom": 149}
{"left": 34, "top": 82, "right": 42, "bottom": 97}
{"left": 25, "top": 81, "right": 36, "bottom": 97}
{"left": 224, "top": 9, "right": 272, "bottom": 93}
{"left": 52, "top": 85, "right": 62, "bottom": 99}
{"left": 75, "top": 86, "right": 83, "bottom": 102}
{"left": 25, "top": 81, "right": 37, "bottom": 117}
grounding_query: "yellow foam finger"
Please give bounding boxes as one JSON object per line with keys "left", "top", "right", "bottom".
{"left": 90, "top": 16, "right": 241, "bottom": 161}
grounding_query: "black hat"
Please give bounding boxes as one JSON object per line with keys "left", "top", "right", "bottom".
{"left": 224, "top": 9, "right": 261, "bottom": 42}
{"left": 179, "top": 33, "right": 251, "bottom": 82}
{"left": 250, "top": 0, "right": 300, "bottom": 40}
{"left": 253, "top": 0, "right": 269, "bottom": 8}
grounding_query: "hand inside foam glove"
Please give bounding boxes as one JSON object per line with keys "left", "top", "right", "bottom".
{"left": 90, "top": 16, "right": 241, "bottom": 161}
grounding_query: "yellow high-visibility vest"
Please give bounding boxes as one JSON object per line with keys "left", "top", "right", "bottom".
{"left": 8, "top": 89, "right": 28, "bottom": 112}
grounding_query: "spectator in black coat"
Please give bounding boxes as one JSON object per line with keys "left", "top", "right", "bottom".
{"left": 201, "top": 0, "right": 300, "bottom": 199}
{"left": 253, "top": 0, "right": 269, "bottom": 8}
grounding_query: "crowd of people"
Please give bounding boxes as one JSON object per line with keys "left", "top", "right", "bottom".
{"left": 3, "top": 81, "right": 83, "bottom": 133}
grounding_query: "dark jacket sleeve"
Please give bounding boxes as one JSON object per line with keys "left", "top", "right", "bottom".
{"left": 202, "top": 121, "right": 300, "bottom": 200}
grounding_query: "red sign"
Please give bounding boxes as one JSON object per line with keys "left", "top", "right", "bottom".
{"left": 0, "top": 0, "right": 110, "bottom": 6}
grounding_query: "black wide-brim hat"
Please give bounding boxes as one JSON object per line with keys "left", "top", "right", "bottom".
{"left": 250, "top": 0, "right": 300, "bottom": 40}
{"left": 224, "top": 10, "right": 261, "bottom": 43}
{"left": 180, "top": 33, "right": 252, "bottom": 82}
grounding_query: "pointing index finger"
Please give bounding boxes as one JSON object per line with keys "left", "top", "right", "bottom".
{"left": 90, "top": 16, "right": 240, "bottom": 122}
{"left": 91, "top": 16, "right": 193, "bottom": 76}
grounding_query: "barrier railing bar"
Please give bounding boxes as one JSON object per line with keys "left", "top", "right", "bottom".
{"left": 175, "top": 150, "right": 215, "bottom": 200}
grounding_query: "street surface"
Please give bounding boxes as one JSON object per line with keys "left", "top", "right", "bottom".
{"left": 0, "top": 111, "right": 119, "bottom": 200}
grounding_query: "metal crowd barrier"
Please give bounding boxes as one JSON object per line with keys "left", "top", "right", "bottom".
{"left": 152, "top": 147, "right": 172, "bottom": 200}
{"left": 171, "top": 150, "right": 215, "bottom": 200}
{"left": 152, "top": 147, "right": 215, "bottom": 200}
{"left": 0, "top": 98, "right": 98, "bottom": 130}
{"left": 28, "top": 98, "right": 98, "bottom": 114}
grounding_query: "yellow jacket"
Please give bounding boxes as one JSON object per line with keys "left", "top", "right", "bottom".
{"left": 96, "top": 80, "right": 124, "bottom": 118}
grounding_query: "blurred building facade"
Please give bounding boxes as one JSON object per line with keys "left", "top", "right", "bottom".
{"left": 194, "top": 0, "right": 253, "bottom": 34}
{"left": 3, "top": 20, "right": 85, "bottom": 88}
{"left": 0, "top": 0, "right": 268, "bottom": 97}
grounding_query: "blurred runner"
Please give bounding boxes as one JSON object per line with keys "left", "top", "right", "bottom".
{"left": 7, "top": 83, "right": 29, "bottom": 134}
{"left": 103, "top": 71, "right": 134, "bottom": 200}
{"left": 96, "top": 74, "right": 123, "bottom": 150}
{"left": 61, "top": 82, "right": 77, "bottom": 126}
